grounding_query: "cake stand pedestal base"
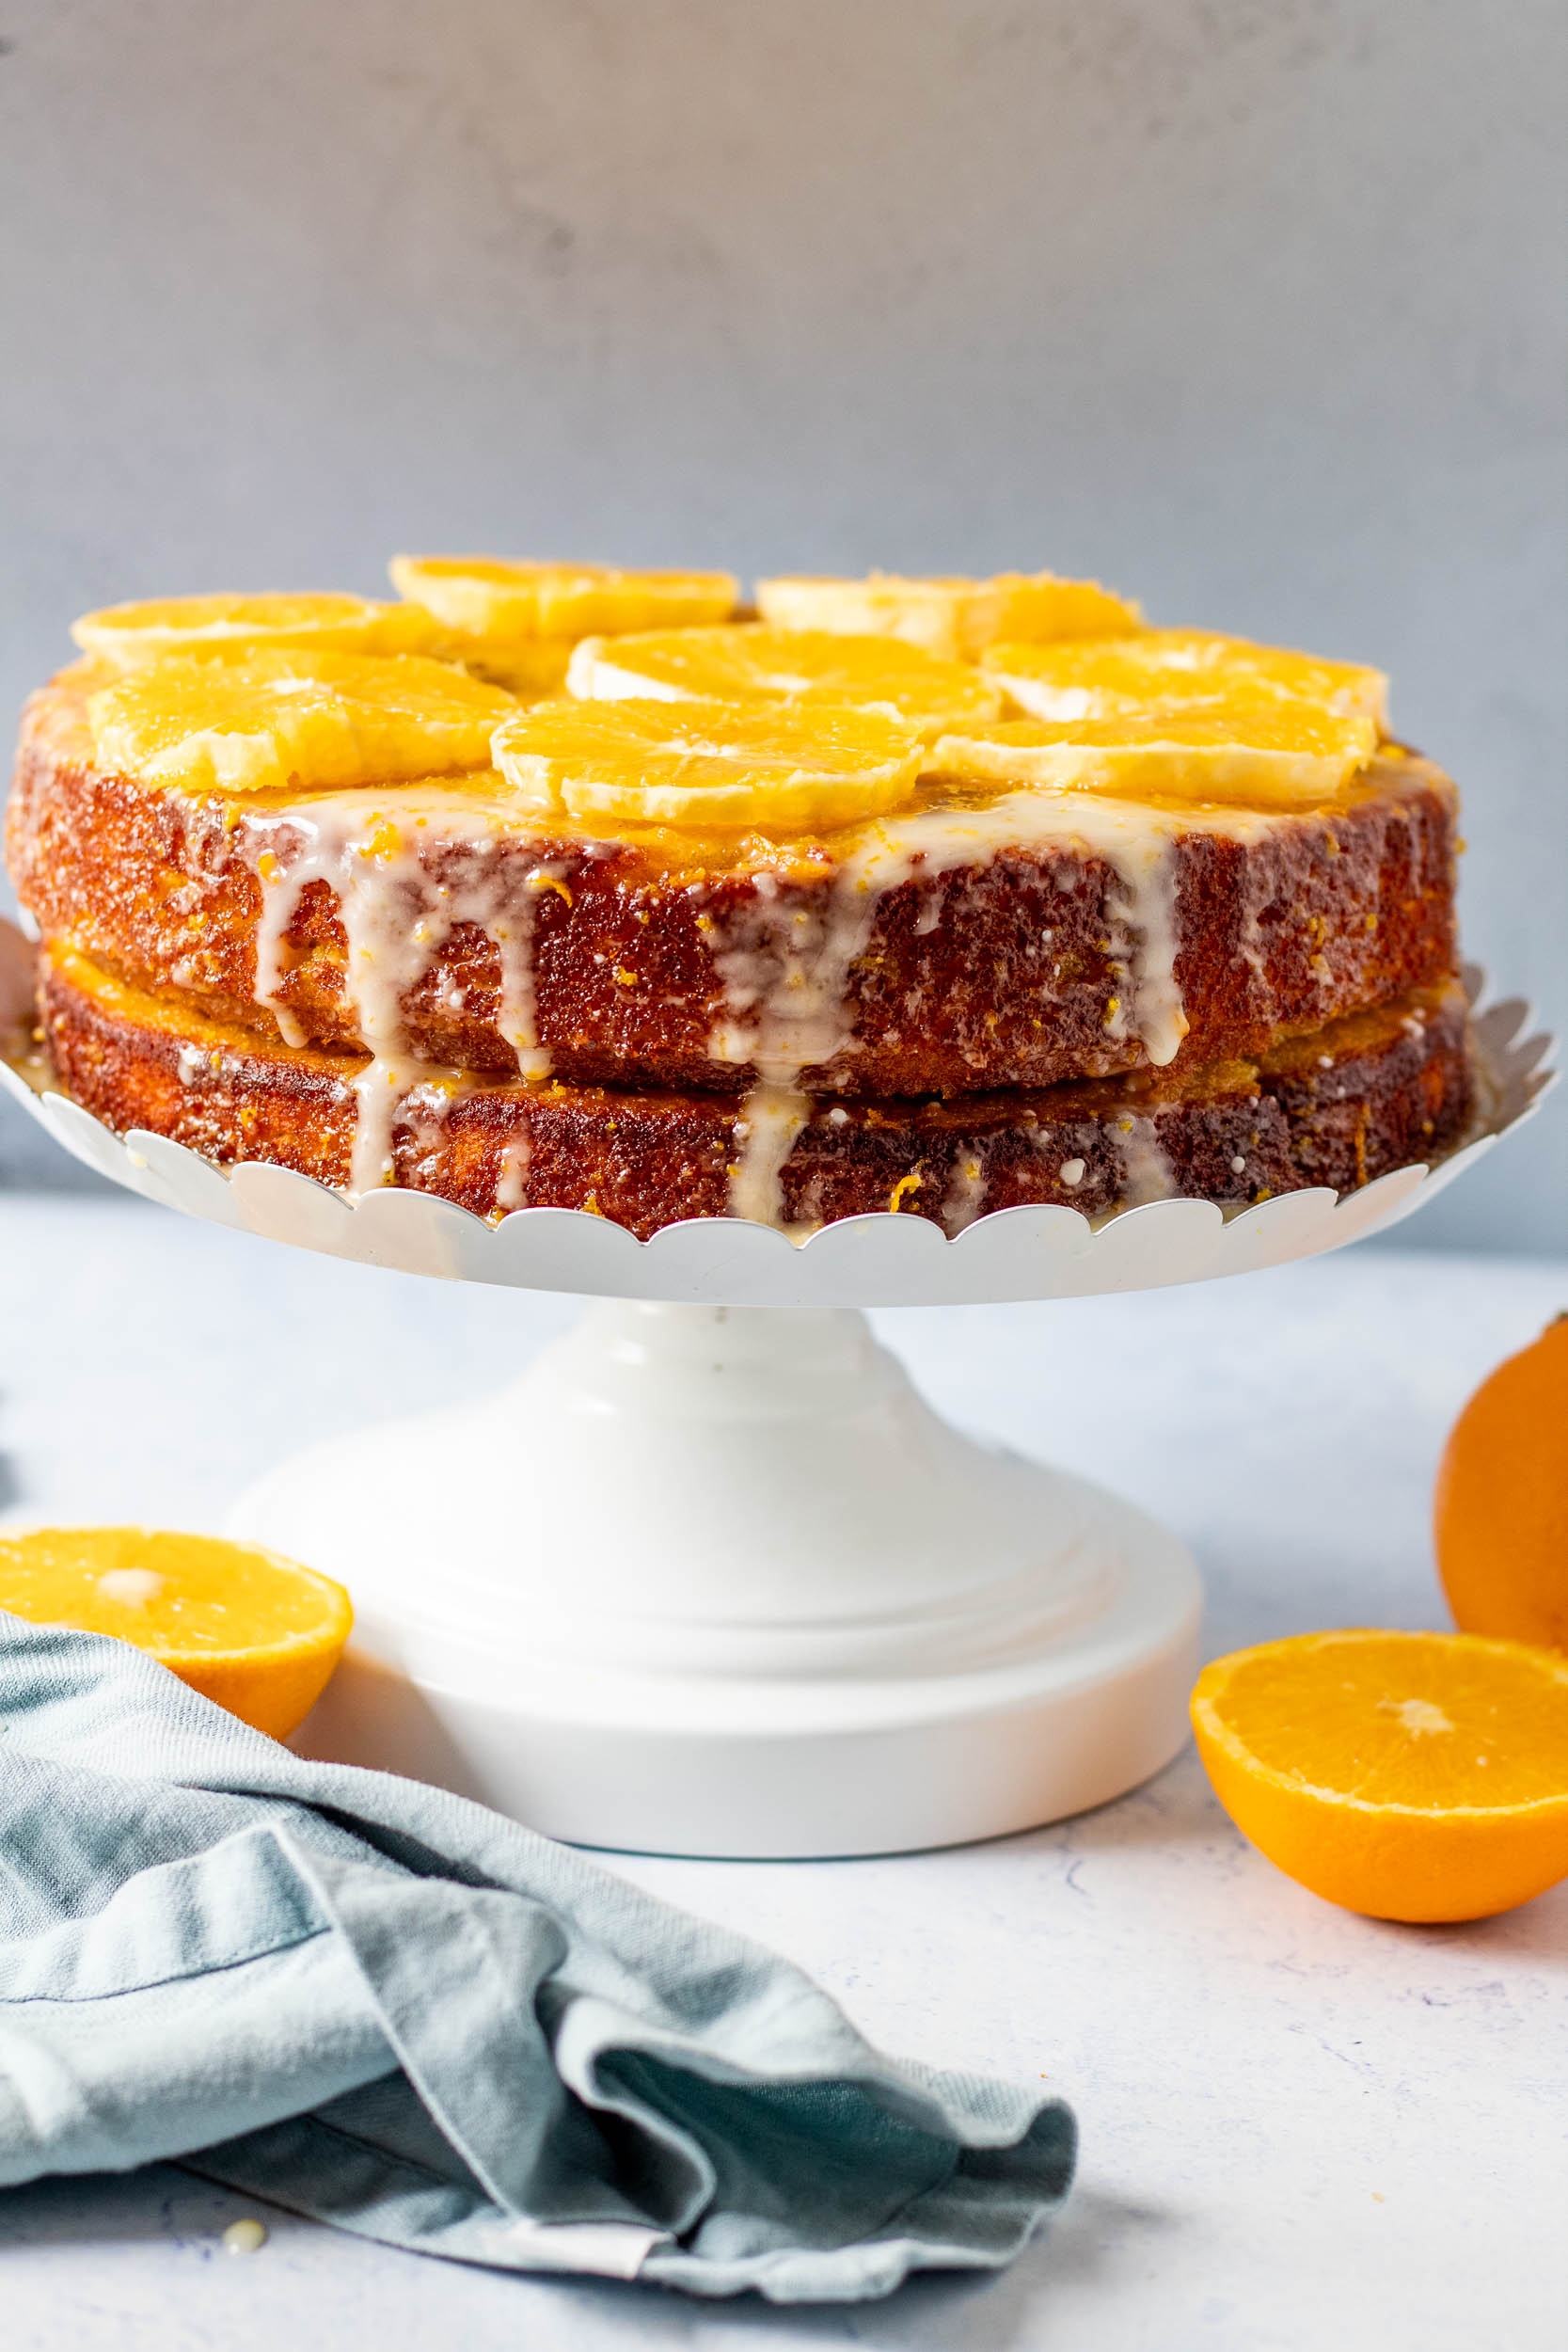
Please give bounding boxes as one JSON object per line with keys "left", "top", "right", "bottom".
{"left": 230, "top": 1300, "right": 1200, "bottom": 1857}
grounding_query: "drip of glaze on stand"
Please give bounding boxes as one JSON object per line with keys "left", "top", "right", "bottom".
{"left": 247, "top": 785, "right": 564, "bottom": 1195}
{"left": 704, "top": 789, "right": 1273, "bottom": 1233}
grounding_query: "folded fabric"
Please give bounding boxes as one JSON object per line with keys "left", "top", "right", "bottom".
{"left": 0, "top": 1613, "right": 1074, "bottom": 2301}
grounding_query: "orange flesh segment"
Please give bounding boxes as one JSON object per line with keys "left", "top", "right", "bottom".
{"left": 0, "top": 1525, "right": 348, "bottom": 1657}
{"left": 1203, "top": 1630, "right": 1568, "bottom": 1810}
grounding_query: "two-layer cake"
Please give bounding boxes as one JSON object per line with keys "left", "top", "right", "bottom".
{"left": 5, "top": 564, "right": 1470, "bottom": 1236}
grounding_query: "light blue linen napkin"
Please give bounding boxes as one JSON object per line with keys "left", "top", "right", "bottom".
{"left": 0, "top": 1612, "right": 1074, "bottom": 2301}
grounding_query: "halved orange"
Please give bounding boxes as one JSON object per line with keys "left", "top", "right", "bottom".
{"left": 1191, "top": 1629, "right": 1568, "bottom": 1920}
{"left": 0, "top": 1526, "right": 353, "bottom": 1740}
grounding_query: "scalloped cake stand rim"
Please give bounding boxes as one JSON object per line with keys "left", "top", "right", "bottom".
{"left": 0, "top": 959, "right": 1554, "bottom": 1310}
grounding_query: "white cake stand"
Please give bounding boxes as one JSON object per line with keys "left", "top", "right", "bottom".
{"left": 1, "top": 933, "right": 1554, "bottom": 1856}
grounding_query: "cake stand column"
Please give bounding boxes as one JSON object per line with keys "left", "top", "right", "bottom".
{"left": 231, "top": 1297, "right": 1201, "bottom": 1856}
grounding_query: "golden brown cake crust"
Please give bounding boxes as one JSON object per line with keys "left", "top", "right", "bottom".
{"left": 8, "top": 675, "right": 1460, "bottom": 1100}
{"left": 37, "top": 945, "right": 1472, "bottom": 1241}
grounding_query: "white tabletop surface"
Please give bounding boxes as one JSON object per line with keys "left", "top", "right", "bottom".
{"left": 0, "top": 1193, "right": 1564, "bottom": 2351}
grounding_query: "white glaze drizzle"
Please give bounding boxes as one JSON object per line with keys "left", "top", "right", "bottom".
{"left": 246, "top": 783, "right": 561, "bottom": 1195}
{"left": 942, "top": 1152, "right": 989, "bottom": 1234}
{"left": 1085, "top": 803, "right": 1187, "bottom": 1067}
{"left": 707, "top": 788, "right": 1271, "bottom": 1229}
{"left": 1233, "top": 842, "right": 1271, "bottom": 989}
{"left": 727, "top": 1081, "right": 811, "bottom": 1228}
{"left": 494, "top": 1132, "right": 532, "bottom": 1214}
{"left": 1117, "top": 1114, "right": 1177, "bottom": 1207}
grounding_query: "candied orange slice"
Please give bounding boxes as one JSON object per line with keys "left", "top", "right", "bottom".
{"left": 388, "top": 555, "right": 737, "bottom": 645}
{"left": 72, "top": 591, "right": 437, "bottom": 669}
{"left": 984, "top": 628, "right": 1387, "bottom": 728}
{"left": 1191, "top": 1629, "right": 1568, "bottom": 1920}
{"left": 566, "top": 625, "right": 1001, "bottom": 739}
{"left": 87, "top": 648, "right": 515, "bottom": 795}
{"left": 755, "top": 571, "right": 1144, "bottom": 661}
{"left": 492, "top": 695, "right": 925, "bottom": 833}
{"left": 929, "top": 699, "right": 1375, "bottom": 808}
{"left": 0, "top": 1526, "right": 353, "bottom": 1740}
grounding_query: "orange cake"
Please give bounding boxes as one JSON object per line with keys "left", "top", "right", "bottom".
{"left": 5, "top": 564, "right": 1472, "bottom": 1234}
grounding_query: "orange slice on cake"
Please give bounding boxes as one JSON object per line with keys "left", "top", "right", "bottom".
{"left": 87, "top": 648, "right": 515, "bottom": 795}
{"left": 388, "top": 556, "right": 739, "bottom": 695}
{"left": 983, "top": 628, "right": 1388, "bottom": 729}
{"left": 565, "top": 624, "right": 1000, "bottom": 739}
{"left": 493, "top": 694, "right": 926, "bottom": 832}
{"left": 929, "top": 699, "right": 1376, "bottom": 808}
{"left": 72, "top": 591, "right": 439, "bottom": 669}
{"left": 754, "top": 570, "right": 1144, "bottom": 661}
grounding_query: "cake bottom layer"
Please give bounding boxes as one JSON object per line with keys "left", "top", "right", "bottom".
{"left": 37, "top": 944, "right": 1471, "bottom": 1239}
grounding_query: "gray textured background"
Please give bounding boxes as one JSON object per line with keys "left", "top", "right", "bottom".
{"left": 2, "top": 0, "right": 1562, "bottom": 1247}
